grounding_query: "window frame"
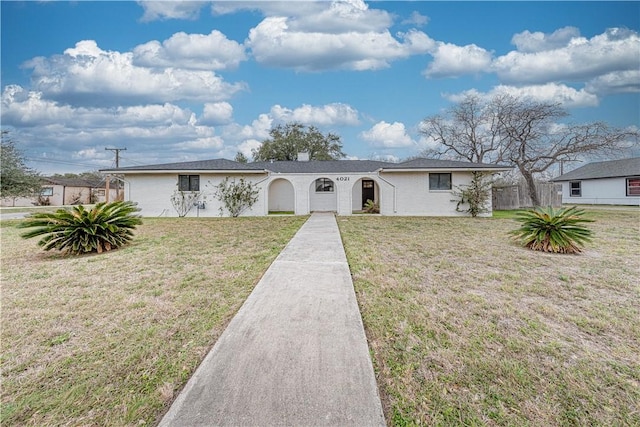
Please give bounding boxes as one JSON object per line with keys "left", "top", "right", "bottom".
{"left": 569, "top": 181, "right": 581, "bottom": 197}
{"left": 315, "top": 178, "right": 334, "bottom": 193}
{"left": 41, "top": 187, "right": 54, "bottom": 196}
{"left": 178, "top": 175, "right": 200, "bottom": 192}
{"left": 627, "top": 178, "right": 640, "bottom": 196}
{"left": 428, "top": 173, "right": 452, "bottom": 191}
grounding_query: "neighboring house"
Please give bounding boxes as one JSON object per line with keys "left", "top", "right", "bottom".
{"left": 101, "top": 157, "right": 511, "bottom": 217}
{"left": 1, "top": 177, "right": 117, "bottom": 207}
{"left": 553, "top": 157, "right": 640, "bottom": 206}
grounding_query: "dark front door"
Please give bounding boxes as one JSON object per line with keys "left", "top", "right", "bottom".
{"left": 362, "top": 180, "right": 375, "bottom": 208}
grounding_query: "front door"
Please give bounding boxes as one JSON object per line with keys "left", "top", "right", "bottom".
{"left": 362, "top": 180, "right": 375, "bottom": 208}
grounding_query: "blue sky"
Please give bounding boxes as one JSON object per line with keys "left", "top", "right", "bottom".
{"left": 2, "top": 1, "right": 639, "bottom": 174}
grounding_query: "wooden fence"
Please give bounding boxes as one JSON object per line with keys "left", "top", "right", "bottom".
{"left": 492, "top": 182, "right": 562, "bottom": 210}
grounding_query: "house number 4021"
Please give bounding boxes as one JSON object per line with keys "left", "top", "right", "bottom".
{"left": 336, "top": 176, "right": 350, "bottom": 181}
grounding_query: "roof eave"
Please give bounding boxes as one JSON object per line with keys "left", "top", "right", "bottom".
{"left": 381, "top": 167, "right": 512, "bottom": 173}
{"left": 100, "top": 169, "right": 268, "bottom": 174}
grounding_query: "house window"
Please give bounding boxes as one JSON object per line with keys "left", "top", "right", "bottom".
{"left": 315, "top": 178, "right": 334, "bottom": 192}
{"left": 429, "top": 173, "right": 452, "bottom": 191}
{"left": 178, "top": 175, "right": 200, "bottom": 191}
{"left": 570, "top": 181, "right": 581, "bottom": 197}
{"left": 41, "top": 187, "right": 54, "bottom": 196}
{"left": 627, "top": 178, "right": 640, "bottom": 196}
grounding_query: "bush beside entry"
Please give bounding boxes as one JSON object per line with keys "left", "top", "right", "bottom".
{"left": 19, "top": 201, "right": 142, "bottom": 255}
{"left": 510, "top": 206, "right": 593, "bottom": 254}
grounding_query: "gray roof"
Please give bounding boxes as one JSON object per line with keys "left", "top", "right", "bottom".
{"left": 553, "top": 157, "right": 640, "bottom": 181}
{"left": 43, "top": 177, "right": 104, "bottom": 188}
{"left": 383, "top": 158, "right": 511, "bottom": 170}
{"left": 102, "top": 157, "right": 510, "bottom": 174}
{"left": 104, "top": 158, "right": 265, "bottom": 172}
{"left": 252, "top": 160, "right": 391, "bottom": 173}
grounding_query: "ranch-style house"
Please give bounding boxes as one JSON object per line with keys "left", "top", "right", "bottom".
{"left": 100, "top": 157, "right": 512, "bottom": 217}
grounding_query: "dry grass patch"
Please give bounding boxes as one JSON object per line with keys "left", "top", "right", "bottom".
{"left": 339, "top": 209, "right": 639, "bottom": 426}
{"left": 1, "top": 216, "right": 306, "bottom": 426}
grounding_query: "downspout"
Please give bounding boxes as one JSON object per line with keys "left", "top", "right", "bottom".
{"left": 376, "top": 170, "right": 397, "bottom": 213}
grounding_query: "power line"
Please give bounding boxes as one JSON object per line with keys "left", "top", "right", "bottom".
{"left": 25, "top": 157, "right": 107, "bottom": 169}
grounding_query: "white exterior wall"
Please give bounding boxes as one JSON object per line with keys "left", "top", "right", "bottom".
{"left": 560, "top": 177, "right": 640, "bottom": 206}
{"left": 378, "top": 171, "right": 482, "bottom": 216}
{"left": 125, "top": 173, "right": 269, "bottom": 217}
{"left": 123, "top": 170, "right": 493, "bottom": 217}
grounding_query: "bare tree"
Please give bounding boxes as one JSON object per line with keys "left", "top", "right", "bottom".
{"left": 496, "top": 96, "right": 637, "bottom": 205}
{"left": 420, "top": 94, "right": 507, "bottom": 164}
{"left": 421, "top": 94, "right": 638, "bottom": 206}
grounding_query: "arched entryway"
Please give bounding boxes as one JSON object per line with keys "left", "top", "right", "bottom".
{"left": 268, "top": 178, "right": 295, "bottom": 213}
{"left": 309, "top": 177, "right": 337, "bottom": 212}
{"left": 352, "top": 178, "right": 380, "bottom": 213}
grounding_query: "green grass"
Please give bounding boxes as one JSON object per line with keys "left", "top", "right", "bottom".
{"left": 3, "top": 209, "right": 638, "bottom": 426}
{"left": 338, "top": 209, "right": 639, "bottom": 426}
{"left": 1, "top": 216, "right": 307, "bottom": 426}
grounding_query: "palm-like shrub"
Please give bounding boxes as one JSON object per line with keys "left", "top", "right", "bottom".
{"left": 19, "top": 201, "right": 142, "bottom": 255}
{"left": 510, "top": 206, "right": 594, "bottom": 254}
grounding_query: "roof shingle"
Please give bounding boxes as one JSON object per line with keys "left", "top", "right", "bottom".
{"left": 553, "top": 158, "right": 640, "bottom": 181}
{"left": 101, "top": 158, "right": 511, "bottom": 174}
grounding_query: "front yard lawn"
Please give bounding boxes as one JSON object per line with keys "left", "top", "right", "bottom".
{"left": 339, "top": 209, "right": 639, "bottom": 426}
{"left": 1, "top": 216, "right": 306, "bottom": 426}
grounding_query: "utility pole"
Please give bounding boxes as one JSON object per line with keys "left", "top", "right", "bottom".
{"left": 105, "top": 147, "right": 126, "bottom": 168}
{"left": 105, "top": 147, "right": 126, "bottom": 201}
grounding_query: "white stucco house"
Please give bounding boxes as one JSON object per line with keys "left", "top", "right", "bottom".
{"left": 100, "top": 157, "right": 511, "bottom": 217}
{"left": 553, "top": 157, "right": 640, "bottom": 206}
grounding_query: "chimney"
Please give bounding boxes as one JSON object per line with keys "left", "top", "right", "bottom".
{"left": 297, "top": 152, "right": 309, "bottom": 161}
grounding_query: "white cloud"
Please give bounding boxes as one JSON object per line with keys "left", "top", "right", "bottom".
{"left": 360, "top": 121, "right": 415, "bottom": 148}
{"left": 424, "top": 42, "right": 493, "bottom": 78}
{"left": 174, "top": 136, "right": 224, "bottom": 150}
{"left": 137, "top": 1, "right": 206, "bottom": 22}
{"left": 287, "top": 0, "right": 393, "bottom": 34}
{"left": 73, "top": 148, "right": 106, "bottom": 160}
{"left": 247, "top": 17, "right": 433, "bottom": 71}
{"left": 369, "top": 153, "right": 400, "bottom": 163}
{"left": 511, "top": 26, "right": 581, "bottom": 53}
{"left": 402, "top": 11, "right": 429, "bottom": 27}
{"left": 1, "top": 85, "right": 197, "bottom": 127}
{"left": 132, "top": 30, "right": 246, "bottom": 70}
{"left": 211, "top": 1, "right": 325, "bottom": 18}
{"left": 1, "top": 85, "right": 76, "bottom": 125}
{"left": 200, "top": 102, "right": 234, "bottom": 125}
{"left": 221, "top": 114, "right": 273, "bottom": 143}
{"left": 23, "top": 40, "right": 247, "bottom": 107}
{"left": 270, "top": 103, "right": 360, "bottom": 126}
{"left": 237, "top": 139, "right": 263, "bottom": 159}
{"left": 493, "top": 28, "right": 640, "bottom": 84}
{"left": 446, "top": 83, "right": 599, "bottom": 108}
{"left": 585, "top": 70, "right": 640, "bottom": 95}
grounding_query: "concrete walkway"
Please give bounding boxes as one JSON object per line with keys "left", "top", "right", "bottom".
{"left": 159, "top": 212, "right": 386, "bottom": 427}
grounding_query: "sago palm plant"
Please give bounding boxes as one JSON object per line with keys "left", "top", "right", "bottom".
{"left": 510, "top": 206, "right": 594, "bottom": 254}
{"left": 19, "top": 201, "right": 142, "bottom": 255}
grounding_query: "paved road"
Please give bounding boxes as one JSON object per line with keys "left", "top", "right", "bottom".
{"left": 158, "top": 212, "right": 385, "bottom": 427}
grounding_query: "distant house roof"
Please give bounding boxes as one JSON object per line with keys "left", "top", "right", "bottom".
{"left": 101, "top": 158, "right": 511, "bottom": 174}
{"left": 43, "top": 177, "right": 105, "bottom": 188}
{"left": 553, "top": 158, "right": 640, "bottom": 181}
